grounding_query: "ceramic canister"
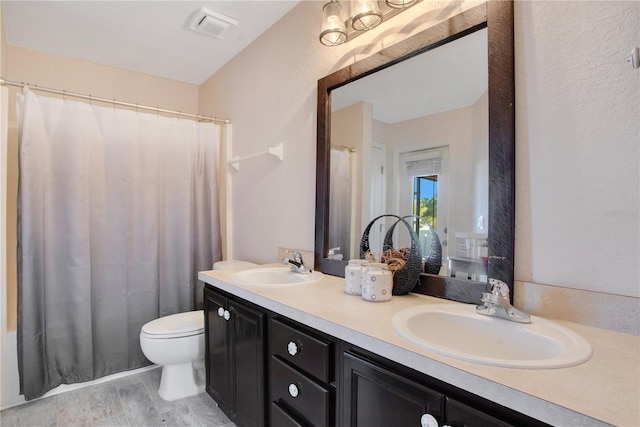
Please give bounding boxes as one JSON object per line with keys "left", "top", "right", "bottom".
{"left": 345, "top": 259, "right": 367, "bottom": 295}
{"left": 361, "top": 263, "right": 393, "bottom": 302}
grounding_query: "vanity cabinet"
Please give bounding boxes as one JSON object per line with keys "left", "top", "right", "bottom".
{"left": 204, "top": 287, "right": 266, "bottom": 427}
{"left": 203, "top": 284, "right": 549, "bottom": 427}
{"left": 341, "top": 348, "right": 549, "bottom": 427}
{"left": 269, "top": 317, "right": 337, "bottom": 427}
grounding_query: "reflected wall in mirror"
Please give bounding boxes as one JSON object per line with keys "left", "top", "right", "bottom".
{"left": 328, "top": 28, "right": 488, "bottom": 282}
{"left": 315, "top": 2, "right": 515, "bottom": 303}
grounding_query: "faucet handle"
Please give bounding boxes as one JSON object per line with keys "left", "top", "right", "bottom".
{"left": 285, "top": 250, "right": 304, "bottom": 264}
{"left": 488, "top": 278, "right": 510, "bottom": 297}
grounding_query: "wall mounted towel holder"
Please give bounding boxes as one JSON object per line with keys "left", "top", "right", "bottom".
{"left": 228, "top": 142, "right": 283, "bottom": 171}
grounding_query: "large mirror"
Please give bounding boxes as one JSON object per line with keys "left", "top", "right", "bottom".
{"left": 315, "top": 2, "right": 515, "bottom": 303}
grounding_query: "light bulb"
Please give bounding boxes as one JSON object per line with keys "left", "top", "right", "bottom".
{"left": 351, "top": 0, "right": 382, "bottom": 31}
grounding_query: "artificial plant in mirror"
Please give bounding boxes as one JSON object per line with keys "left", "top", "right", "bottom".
{"left": 315, "top": 2, "right": 515, "bottom": 304}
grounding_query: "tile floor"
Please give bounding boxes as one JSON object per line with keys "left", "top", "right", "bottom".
{"left": 0, "top": 368, "right": 235, "bottom": 427}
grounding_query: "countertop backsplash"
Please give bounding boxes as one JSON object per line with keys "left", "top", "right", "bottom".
{"left": 514, "top": 281, "right": 639, "bottom": 336}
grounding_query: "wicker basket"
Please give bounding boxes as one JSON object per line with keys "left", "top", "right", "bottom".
{"left": 384, "top": 215, "right": 442, "bottom": 275}
{"left": 359, "top": 214, "right": 422, "bottom": 295}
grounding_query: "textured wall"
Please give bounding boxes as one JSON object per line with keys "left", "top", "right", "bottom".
{"left": 514, "top": 1, "right": 639, "bottom": 297}
{"left": 197, "top": 0, "right": 479, "bottom": 263}
{"left": 199, "top": 1, "right": 639, "bottom": 300}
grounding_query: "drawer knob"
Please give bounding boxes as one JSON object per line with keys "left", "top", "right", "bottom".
{"left": 420, "top": 414, "right": 439, "bottom": 427}
{"left": 288, "top": 383, "right": 300, "bottom": 398}
{"left": 287, "top": 341, "right": 300, "bottom": 356}
{"left": 217, "top": 307, "right": 225, "bottom": 317}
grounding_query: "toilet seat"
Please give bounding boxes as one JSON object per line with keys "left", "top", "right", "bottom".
{"left": 141, "top": 310, "right": 204, "bottom": 339}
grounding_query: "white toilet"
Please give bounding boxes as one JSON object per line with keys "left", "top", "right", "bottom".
{"left": 140, "top": 310, "right": 205, "bottom": 401}
{"left": 140, "top": 260, "right": 257, "bottom": 401}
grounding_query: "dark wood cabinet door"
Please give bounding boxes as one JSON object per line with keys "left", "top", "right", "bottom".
{"left": 342, "top": 351, "right": 444, "bottom": 427}
{"left": 230, "top": 299, "right": 266, "bottom": 427}
{"left": 204, "top": 288, "right": 233, "bottom": 411}
{"left": 446, "top": 398, "right": 514, "bottom": 427}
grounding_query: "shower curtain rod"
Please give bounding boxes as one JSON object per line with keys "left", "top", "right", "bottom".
{"left": 0, "top": 77, "right": 230, "bottom": 124}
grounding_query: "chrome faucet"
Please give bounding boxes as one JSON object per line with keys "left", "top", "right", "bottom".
{"left": 282, "top": 251, "right": 312, "bottom": 274}
{"left": 327, "top": 247, "right": 343, "bottom": 260}
{"left": 476, "top": 279, "right": 531, "bottom": 323}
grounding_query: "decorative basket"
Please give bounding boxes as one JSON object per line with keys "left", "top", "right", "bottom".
{"left": 384, "top": 215, "right": 442, "bottom": 275}
{"left": 359, "top": 214, "right": 422, "bottom": 295}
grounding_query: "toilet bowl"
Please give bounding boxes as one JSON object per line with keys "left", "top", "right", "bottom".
{"left": 140, "top": 310, "right": 205, "bottom": 401}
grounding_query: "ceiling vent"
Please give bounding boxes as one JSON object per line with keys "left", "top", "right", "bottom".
{"left": 189, "top": 8, "right": 238, "bottom": 39}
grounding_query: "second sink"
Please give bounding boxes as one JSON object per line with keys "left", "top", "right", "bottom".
{"left": 392, "top": 303, "right": 592, "bottom": 369}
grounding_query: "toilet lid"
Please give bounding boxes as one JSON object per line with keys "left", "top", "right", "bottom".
{"left": 141, "top": 310, "right": 204, "bottom": 339}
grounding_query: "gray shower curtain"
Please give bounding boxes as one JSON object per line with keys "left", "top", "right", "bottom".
{"left": 16, "top": 89, "right": 222, "bottom": 400}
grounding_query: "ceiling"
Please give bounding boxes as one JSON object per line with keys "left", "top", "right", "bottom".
{"left": 1, "top": 1, "right": 299, "bottom": 85}
{"left": 2, "top": 2, "right": 487, "bottom": 121}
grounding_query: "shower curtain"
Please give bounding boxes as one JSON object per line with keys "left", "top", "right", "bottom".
{"left": 16, "top": 89, "right": 222, "bottom": 400}
{"left": 329, "top": 148, "right": 352, "bottom": 259}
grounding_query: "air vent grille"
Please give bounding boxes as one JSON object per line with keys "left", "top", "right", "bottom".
{"left": 189, "top": 8, "right": 238, "bottom": 39}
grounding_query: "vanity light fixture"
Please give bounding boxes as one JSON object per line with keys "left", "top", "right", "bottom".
{"left": 320, "top": 0, "right": 348, "bottom": 47}
{"left": 319, "top": 0, "right": 421, "bottom": 47}
{"left": 351, "top": 0, "right": 383, "bottom": 31}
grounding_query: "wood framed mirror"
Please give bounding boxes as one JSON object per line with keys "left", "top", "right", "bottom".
{"left": 314, "top": 1, "right": 514, "bottom": 303}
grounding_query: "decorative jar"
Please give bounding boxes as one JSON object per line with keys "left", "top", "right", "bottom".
{"left": 345, "top": 259, "right": 367, "bottom": 295}
{"left": 361, "top": 263, "right": 393, "bottom": 302}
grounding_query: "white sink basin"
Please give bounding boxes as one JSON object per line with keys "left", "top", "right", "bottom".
{"left": 392, "top": 303, "right": 592, "bottom": 369}
{"left": 230, "top": 267, "right": 323, "bottom": 287}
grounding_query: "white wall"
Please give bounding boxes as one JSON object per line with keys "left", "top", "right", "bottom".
{"left": 514, "top": 1, "right": 639, "bottom": 297}
{"left": 382, "top": 95, "right": 487, "bottom": 242}
{"left": 199, "top": 1, "right": 638, "bottom": 299}
{"left": 198, "top": 1, "right": 480, "bottom": 264}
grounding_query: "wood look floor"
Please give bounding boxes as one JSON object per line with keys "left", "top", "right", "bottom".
{"left": 0, "top": 368, "right": 235, "bottom": 427}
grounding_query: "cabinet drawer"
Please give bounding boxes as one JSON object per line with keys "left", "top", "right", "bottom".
{"left": 271, "top": 402, "right": 305, "bottom": 427}
{"left": 271, "top": 319, "right": 333, "bottom": 383}
{"left": 271, "top": 356, "right": 332, "bottom": 427}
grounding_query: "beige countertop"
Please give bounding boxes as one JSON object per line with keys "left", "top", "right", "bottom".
{"left": 199, "top": 267, "right": 640, "bottom": 427}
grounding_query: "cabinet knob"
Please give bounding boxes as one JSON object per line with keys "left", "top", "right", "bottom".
{"left": 217, "top": 307, "right": 224, "bottom": 317}
{"left": 223, "top": 310, "right": 230, "bottom": 321}
{"left": 288, "top": 383, "right": 300, "bottom": 398}
{"left": 287, "top": 341, "right": 300, "bottom": 356}
{"left": 420, "top": 414, "right": 439, "bottom": 427}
